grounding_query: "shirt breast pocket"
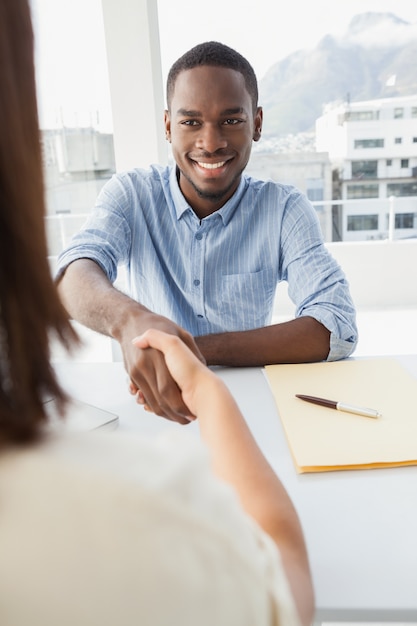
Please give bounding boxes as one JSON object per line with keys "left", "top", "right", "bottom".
{"left": 219, "top": 268, "right": 275, "bottom": 330}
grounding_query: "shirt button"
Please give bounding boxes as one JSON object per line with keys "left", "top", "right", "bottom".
{"left": 193, "top": 279, "right": 200, "bottom": 286}
{"left": 195, "top": 233, "right": 203, "bottom": 240}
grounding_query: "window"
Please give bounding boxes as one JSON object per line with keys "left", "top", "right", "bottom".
{"left": 413, "top": 138, "right": 417, "bottom": 143}
{"left": 385, "top": 212, "right": 417, "bottom": 229}
{"left": 393, "top": 213, "right": 417, "bottom": 229}
{"left": 386, "top": 159, "right": 392, "bottom": 166}
{"left": 347, "top": 184, "right": 379, "bottom": 199}
{"left": 394, "top": 108, "right": 404, "bottom": 119}
{"left": 395, "top": 137, "right": 402, "bottom": 144}
{"left": 306, "top": 188, "right": 324, "bottom": 215}
{"left": 307, "top": 188, "right": 324, "bottom": 202}
{"left": 31, "top": 0, "right": 115, "bottom": 257}
{"left": 401, "top": 159, "right": 409, "bottom": 168}
{"left": 354, "top": 139, "right": 384, "bottom": 149}
{"left": 412, "top": 107, "right": 417, "bottom": 118}
{"left": 351, "top": 160, "right": 378, "bottom": 179}
{"left": 387, "top": 182, "right": 417, "bottom": 197}
{"left": 345, "top": 111, "right": 379, "bottom": 121}
{"left": 347, "top": 215, "right": 378, "bottom": 231}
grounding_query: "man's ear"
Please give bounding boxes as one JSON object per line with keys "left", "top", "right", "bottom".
{"left": 253, "top": 106, "right": 263, "bottom": 142}
{"left": 164, "top": 110, "right": 171, "bottom": 142}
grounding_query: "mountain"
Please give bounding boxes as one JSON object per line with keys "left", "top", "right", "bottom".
{"left": 259, "top": 12, "right": 417, "bottom": 138}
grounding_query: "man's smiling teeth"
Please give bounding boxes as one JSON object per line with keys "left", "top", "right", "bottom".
{"left": 197, "top": 161, "right": 225, "bottom": 169}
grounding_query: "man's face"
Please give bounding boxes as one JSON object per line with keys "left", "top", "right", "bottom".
{"left": 164, "top": 65, "right": 262, "bottom": 218}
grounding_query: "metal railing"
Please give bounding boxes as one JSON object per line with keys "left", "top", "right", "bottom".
{"left": 45, "top": 195, "right": 417, "bottom": 261}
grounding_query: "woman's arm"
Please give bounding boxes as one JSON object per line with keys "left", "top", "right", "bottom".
{"left": 133, "top": 329, "right": 315, "bottom": 626}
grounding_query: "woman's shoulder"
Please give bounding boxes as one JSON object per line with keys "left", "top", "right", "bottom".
{"left": 0, "top": 430, "right": 297, "bottom": 626}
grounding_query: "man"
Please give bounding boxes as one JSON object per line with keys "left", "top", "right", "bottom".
{"left": 57, "top": 41, "right": 357, "bottom": 423}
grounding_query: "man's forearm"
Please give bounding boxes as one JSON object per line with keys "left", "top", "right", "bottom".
{"left": 57, "top": 259, "right": 149, "bottom": 340}
{"left": 196, "top": 316, "right": 330, "bottom": 366}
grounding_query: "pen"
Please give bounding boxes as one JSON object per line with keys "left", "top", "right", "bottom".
{"left": 295, "top": 394, "right": 381, "bottom": 419}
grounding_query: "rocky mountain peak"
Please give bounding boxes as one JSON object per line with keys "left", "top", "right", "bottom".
{"left": 259, "top": 11, "right": 417, "bottom": 138}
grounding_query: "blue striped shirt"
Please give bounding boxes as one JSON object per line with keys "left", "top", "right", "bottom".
{"left": 57, "top": 164, "right": 357, "bottom": 360}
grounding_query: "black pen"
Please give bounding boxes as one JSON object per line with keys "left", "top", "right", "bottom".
{"left": 295, "top": 394, "right": 381, "bottom": 419}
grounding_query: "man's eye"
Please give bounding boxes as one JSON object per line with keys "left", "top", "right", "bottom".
{"left": 181, "top": 120, "right": 199, "bottom": 126}
{"left": 224, "top": 118, "right": 241, "bottom": 125}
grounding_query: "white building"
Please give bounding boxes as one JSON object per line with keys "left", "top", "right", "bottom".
{"left": 246, "top": 151, "right": 333, "bottom": 241}
{"left": 316, "top": 95, "right": 417, "bottom": 241}
{"left": 41, "top": 128, "right": 116, "bottom": 256}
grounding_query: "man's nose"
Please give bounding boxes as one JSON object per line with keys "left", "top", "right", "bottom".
{"left": 195, "top": 123, "right": 227, "bottom": 153}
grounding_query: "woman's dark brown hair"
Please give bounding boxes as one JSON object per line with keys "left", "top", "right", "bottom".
{"left": 0, "top": 0, "right": 79, "bottom": 443}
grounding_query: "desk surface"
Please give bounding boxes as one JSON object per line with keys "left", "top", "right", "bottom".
{"left": 55, "top": 355, "right": 417, "bottom": 623}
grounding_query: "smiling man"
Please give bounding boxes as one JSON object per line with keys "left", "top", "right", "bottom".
{"left": 165, "top": 64, "right": 262, "bottom": 216}
{"left": 57, "top": 41, "right": 358, "bottom": 423}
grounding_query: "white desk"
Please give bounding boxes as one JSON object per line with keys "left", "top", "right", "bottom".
{"left": 55, "top": 355, "right": 417, "bottom": 624}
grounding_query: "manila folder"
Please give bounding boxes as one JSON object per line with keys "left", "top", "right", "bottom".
{"left": 264, "top": 358, "right": 417, "bottom": 473}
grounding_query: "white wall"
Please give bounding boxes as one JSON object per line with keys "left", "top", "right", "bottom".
{"left": 273, "top": 239, "right": 417, "bottom": 317}
{"left": 101, "top": 0, "right": 168, "bottom": 171}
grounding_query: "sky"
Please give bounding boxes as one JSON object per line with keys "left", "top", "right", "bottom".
{"left": 31, "top": 0, "right": 417, "bottom": 130}
{"left": 156, "top": 0, "right": 417, "bottom": 81}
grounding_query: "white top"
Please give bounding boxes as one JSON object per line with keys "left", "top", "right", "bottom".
{"left": 0, "top": 429, "right": 299, "bottom": 626}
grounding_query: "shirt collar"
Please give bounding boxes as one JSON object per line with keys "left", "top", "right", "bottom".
{"left": 169, "top": 166, "right": 248, "bottom": 225}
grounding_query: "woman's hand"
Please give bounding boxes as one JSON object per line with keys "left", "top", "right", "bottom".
{"left": 132, "top": 329, "right": 219, "bottom": 420}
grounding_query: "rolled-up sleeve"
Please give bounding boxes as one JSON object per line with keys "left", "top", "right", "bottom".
{"left": 56, "top": 174, "right": 133, "bottom": 284}
{"left": 280, "top": 192, "right": 358, "bottom": 361}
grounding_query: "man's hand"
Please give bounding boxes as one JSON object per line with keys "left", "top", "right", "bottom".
{"left": 122, "top": 312, "right": 206, "bottom": 424}
{"left": 132, "top": 329, "right": 221, "bottom": 420}
{"left": 57, "top": 259, "right": 206, "bottom": 424}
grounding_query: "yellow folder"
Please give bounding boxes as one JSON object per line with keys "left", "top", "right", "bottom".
{"left": 264, "top": 358, "right": 417, "bottom": 473}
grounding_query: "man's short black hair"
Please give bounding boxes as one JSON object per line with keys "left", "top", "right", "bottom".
{"left": 166, "top": 41, "right": 258, "bottom": 112}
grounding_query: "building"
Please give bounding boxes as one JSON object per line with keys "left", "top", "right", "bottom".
{"left": 246, "top": 150, "right": 333, "bottom": 241}
{"left": 41, "top": 127, "right": 116, "bottom": 256}
{"left": 42, "top": 127, "right": 115, "bottom": 215}
{"left": 316, "top": 95, "right": 417, "bottom": 242}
